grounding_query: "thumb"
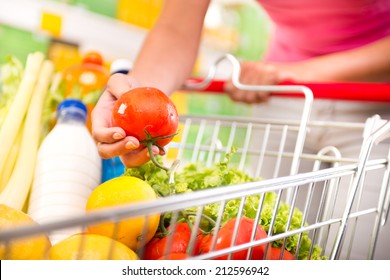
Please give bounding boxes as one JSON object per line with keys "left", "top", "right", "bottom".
{"left": 106, "top": 73, "right": 140, "bottom": 98}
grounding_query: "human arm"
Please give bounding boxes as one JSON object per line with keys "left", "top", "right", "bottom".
{"left": 280, "top": 35, "right": 390, "bottom": 83}
{"left": 92, "top": 0, "right": 210, "bottom": 167}
{"left": 225, "top": 35, "right": 390, "bottom": 103}
{"left": 131, "top": 0, "right": 211, "bottom": 94}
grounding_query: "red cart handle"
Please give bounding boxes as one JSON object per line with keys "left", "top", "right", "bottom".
{"left": 184, "top": 78, "right": 390, "bottom": 103}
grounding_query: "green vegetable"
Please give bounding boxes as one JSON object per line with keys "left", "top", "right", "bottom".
{"left": 125, "top": 149, "right": 326, "bottom": 260}
{"left": 0, "top": 56, "right": 23, "bottom": 127}
{"left": 126, "top": 147, "right": 255, "bottom": 196}
{"left": 0, "top": 52, "right": 46, "bottom": 191}
{"left": 0, "top": 53, "right": 54, "bottom": 210}
{"left": 0, "top": 56, "right": 24, "bottom": 190}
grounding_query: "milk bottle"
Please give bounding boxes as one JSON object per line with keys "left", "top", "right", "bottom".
{"left": 28, "top": 99, "right": 101, "bottom": 244}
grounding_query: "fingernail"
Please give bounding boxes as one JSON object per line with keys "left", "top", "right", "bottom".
{"left": 125, "top": 141, "right": 137, "bottom": 150}
{"left": 113, "top": 132, "right": 124, "bottom": 140}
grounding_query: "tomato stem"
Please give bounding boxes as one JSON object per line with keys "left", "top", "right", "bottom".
{"left": 146, "top": 141, "right": 170, "bottom": 171}
{"left": 139, "top": 130, "right": 179, "bottom": 144}
{"left": 157, "top": 213, "right": 170, "bottom": 237}
{"left": 142, "top": 129, "right": 180, "bottom": 176}
{"left": 185, "top": 212, "right": 216, "bottom": 226}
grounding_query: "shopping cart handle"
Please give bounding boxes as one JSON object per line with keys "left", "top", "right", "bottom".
{"left": 184, "top": 78, "right": 390, "bottom": 103}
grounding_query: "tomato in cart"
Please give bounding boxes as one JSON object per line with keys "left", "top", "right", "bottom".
{"left": 157, "top": 253, "right": 189, "bottom": 260}
{"left": 143, "top": 222, "right": 202, "bottom": 260}
{"left": 198, "top": 217, "right": 269, "bottom": 260}
{"left": 265, "top": 247, "right": 295, "bottom": 260}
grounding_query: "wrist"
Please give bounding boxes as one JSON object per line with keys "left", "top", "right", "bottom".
{"left": 273, "top": 61, "right": 319, "bottom": 83}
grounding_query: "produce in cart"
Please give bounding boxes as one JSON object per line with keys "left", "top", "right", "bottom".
{"left": 48, "top": 233, "right": 139, "bottom": 260}
{"left": 0, "top": 204, "right": 51, "bottom": 260}
{"left": 0, "top": 53, "right": 54, "bottom": 211}
{"left": 143, "top": 222, "right": 203, "bottom": 260}
{"left": 85, "top": 175, "right": 160, "bottom": 251}
{"left": 125, "top": 149, "right": 326, "bottom": 260}
{"left": 197, "top": 217, "right": 270, "bottom": 260}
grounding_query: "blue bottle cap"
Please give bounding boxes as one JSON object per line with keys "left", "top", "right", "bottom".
{"left": 57, "top": 99, "right": 87, "bottom": 114}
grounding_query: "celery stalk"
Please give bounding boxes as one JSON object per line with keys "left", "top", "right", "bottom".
{"left": 0, "top": 125, "right": 23, "bottom": 192}
{"left": 0, "top": 52, "right": 45, "bottom": 178}
{"left": 0, "top": 59, "right": 54, "bottom": 210}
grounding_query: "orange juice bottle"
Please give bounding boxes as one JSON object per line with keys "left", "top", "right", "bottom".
{"left": 62, "top": 51, "right": 109, "bottom": 132}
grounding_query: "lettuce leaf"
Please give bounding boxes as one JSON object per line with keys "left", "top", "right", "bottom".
{"left": 0, "top": 56, "right": 24, "bottom": 126}
{"left": 124, "top": 149, "right": 326, "bottom": 259}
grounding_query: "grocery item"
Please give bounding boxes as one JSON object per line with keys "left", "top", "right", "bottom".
{"left": 143, "top": 222, "right": 202, "bottom": 260}
{"left": 62, "top": 51, "right": 109, "bottom": 132}
{"left": 48, "top": 233, "right": 139, "bottom": 260}
{"left": 0, "top": 53, "right": 54, "bottom": 211}
{"left": 100, "top": 58, "right": 132, "bottom": 183}
{"left": 125, "top": 149, "right": 326, "bottom": 260}
{"left": 0, "top": 204, "right": 51, "bottom": 260}
{"left": 27, "top": 99, "right": 102, "bottom": 244}
{"left": 85, "top": 175, "right": 160, "bottom": 251}
{"left": 197, "top": 217, "right": 269, "bottom": 260}
{"left": 112, "top": 87, "right": 179, "bottom": 171}
{"left": 109, "top": 58, "right": 133, "bottom": 75}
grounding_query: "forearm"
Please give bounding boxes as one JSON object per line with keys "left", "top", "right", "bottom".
{"left": 281, "top": 36, "right": 390, "bottom": 83}
{"left": 130, "top": 0, "right": 210, "bottom": 94}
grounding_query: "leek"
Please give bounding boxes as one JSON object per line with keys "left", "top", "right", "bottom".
{"left": 0, "top": 58, "right": 54, "bottom": 210}
{"left": 0, "top": 52, "right": 44, "bottom": 177}
{"left": 0, "top": 126, "right": 23, "bottom": 191}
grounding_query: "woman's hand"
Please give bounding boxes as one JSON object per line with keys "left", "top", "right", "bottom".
{"left": 91, "top": 73, "right": 161, "bottom": 167}
{"left": 223, "top": 61, "right": 297, "bottom": 104}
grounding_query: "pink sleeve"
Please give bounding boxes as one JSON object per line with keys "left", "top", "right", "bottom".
{"left": 258, "top": 0, "right": 390, "bottom": 62}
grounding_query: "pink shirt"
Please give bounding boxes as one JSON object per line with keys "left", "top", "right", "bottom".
{"left": 258, "top": 0, "right": 390, "bottom": 62}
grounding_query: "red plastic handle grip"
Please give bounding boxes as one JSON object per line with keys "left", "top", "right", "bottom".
{"left": 184, "top": 78, "right": 390, "bottom": 103}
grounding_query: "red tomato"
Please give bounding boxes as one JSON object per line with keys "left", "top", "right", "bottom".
{"left": 265, "top": 247, "right": 295, "bottom": 260}
{"left": 157, "top": 253, "right": 189, "bottom": 260}
{"left": 143, "top": 222, "right": 202, "bottom": 260}
{"left": 112, "top": 87, "right": 178, "bottom": 149}
{"left": 197, "top": 234, "right": 213, "bottom": 255}
{"left": 198, "top": 217, "right": 269, "bottom": 260}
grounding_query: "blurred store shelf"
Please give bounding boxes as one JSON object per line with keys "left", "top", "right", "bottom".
{"left": 0, "top": 0, "right": 266, "bottom": 78}
{"left": 0, "top": 0, "right": 147, "bottom": 62}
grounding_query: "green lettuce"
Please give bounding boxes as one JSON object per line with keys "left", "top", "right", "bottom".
{"left": 124, "top": 149, "right": 326, "bottom": 260}
{"left": 0, "top": 56, "right": 23, "bottom": 126}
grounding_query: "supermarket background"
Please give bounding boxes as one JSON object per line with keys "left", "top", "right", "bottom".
{"left": 0, "top": 0, "right": 272, "bottom": 117}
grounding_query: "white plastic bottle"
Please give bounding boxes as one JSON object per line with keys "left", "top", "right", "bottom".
{"left": 28, "top": 99, "right": 102, "bottom": 244}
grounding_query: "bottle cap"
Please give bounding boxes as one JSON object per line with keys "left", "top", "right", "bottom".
{"left": 82, "top": 51, "right": 104, "bottom": 66}
{"left": 110, "top": 58, "right": 133, "bottom": 74}
{"left": 57, "top": 99, "right": 87, "bottom": 115}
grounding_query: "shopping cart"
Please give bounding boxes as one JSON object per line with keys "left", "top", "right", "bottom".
{"left": 1, "top": 54, "right": 389, "bottom": 260}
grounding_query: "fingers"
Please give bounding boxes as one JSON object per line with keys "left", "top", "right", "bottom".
{"left": 91, "top": 73, "right": 166, "bottom": 169}
{"left": 91, "top": 74, "right": 142, "bottom": 159}
{"left": 225, "top": 62, "right": 280, "bottom": 104}
{"left": 97, "top": 136, "right": 141, "bottom": 159}
{"left": 91, "top": 91, "right": 123, "bottom": 143}
{"left": 120, "top": 145, "right": 161, "bottom": 168}
{"left": 106, "top": 73, "right": 140, "bottom": 99}
{"left": 91, "top": 73, "right": 140, "bottom": 144}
